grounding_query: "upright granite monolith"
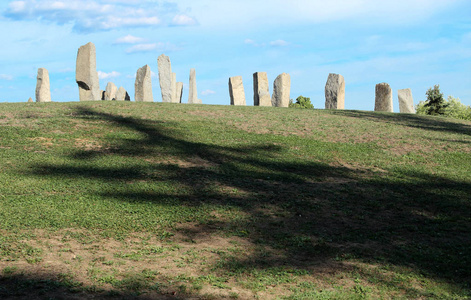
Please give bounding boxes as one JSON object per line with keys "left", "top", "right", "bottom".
{"left": 28, "top": 97, "right": 33, "bottom": 103}
{"left": 398, "top": 88, "right": 415, "bottom": 113}
{"left": 271, "top": 73, "right": 290, "bottom": 108}
{"left": 171, "top": 72, "right": 178, "bottom": 103}
{"left": 176, "top": 82, "right": 183, "bottom": 103}
{"left": 135, "top": 65, "right": 153, "bottom": 102}
{"left": 157, "top": 54, "right": 173, "bottom": 103}
{"left": 76, "top": 42, "right": 100, "bottom": 101}
{"left": 229, "top": 76, "right": 246, "bottom": 106}
{"left": 325, "top": 73, "right": 345, "bottom": 109}
{"left": 35, "top": 68, "right": 51, "bottom": 103}
{"left": 375, "top": 83, "right": 393, "bottom": 112}
{"left": 116, "top": 87, "right": 130, "bottom": 101}
{"left": 104, "top": 82, "right": 118, "bottom": 100}
{"left": 253, "top": 72, "right": 270, "bottom": 106}
{"left": 188, "top": 68, "right": 198, "bottom": 104}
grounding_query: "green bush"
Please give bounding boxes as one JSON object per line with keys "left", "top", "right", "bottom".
{"left": 424, "top": 85, "right": 447, "bottom": 115}
{"left": 416, "top": 94, "right": 471, "bottom": 121}
{"left": 444, "top": 96, "right": 471, "bottom": 121}
{"left": 289, "top": 96, "right": 314, "bottom": 109}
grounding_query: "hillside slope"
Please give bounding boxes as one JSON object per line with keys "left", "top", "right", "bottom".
{"left": 0, "top": 101, "right": 470, "bottom": 299}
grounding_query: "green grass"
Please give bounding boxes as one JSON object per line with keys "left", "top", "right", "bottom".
{"left": 0, "top": 101, "right": 470, "bottom": 299}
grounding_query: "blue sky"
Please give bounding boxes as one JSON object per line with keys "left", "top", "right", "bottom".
{"left": 0, "top": 0, "right": 470, "bottom": 111}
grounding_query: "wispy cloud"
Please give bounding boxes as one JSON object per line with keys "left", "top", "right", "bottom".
{"left": 115, "top": 35, "right": 146, "bottom": 44}
{"left": 125, "top": 42, "right": 180, "bottom": 54}
{"left": 171, "top": 14, "right": 198, "bottom": 26}
{"left": 3, "top": 0, "right": 198, "bottom": 32}
{"left": 98, "top": 71, "right": 120, "bottom": 80}
{"left": 270, "top": 39, "right": 289, "bottom": 47}
{"left": 245, "top": 39, "right": 290, "bottom": 47}
{"left": 0, "top": 74, "right": 13, "bottom": 80}
{"left": 201, "top": 89, "right": 216, "bottom": 96}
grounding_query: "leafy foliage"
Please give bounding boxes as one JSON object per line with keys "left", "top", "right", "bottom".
{"left": 416, "top": 94, "right": 471, "bottom": 121}
{"left": 289, "top": 96, "right": 314, "bottom": 109}
{"left": 424, "top": 85, "right": 447, "bottom": 115}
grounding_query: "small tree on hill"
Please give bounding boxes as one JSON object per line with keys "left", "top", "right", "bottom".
{"left": 424, "top": 85, "right": 447, "bottom": 115}
{"left": 289, "top": 96, "right": 314, "bottom": 109}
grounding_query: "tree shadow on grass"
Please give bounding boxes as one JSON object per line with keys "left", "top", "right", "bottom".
{"left": 29, "top": 107, "right": 471, "bottom": 293}
{"left": 0, "top": 271, "right": 193, "bottom": 299}
{"left": 330, "top": 110, "right": 471, "bottom": 138}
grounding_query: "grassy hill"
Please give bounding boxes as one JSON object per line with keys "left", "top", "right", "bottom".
{"left": 0, "top": 101, "right": 470, "bottom": 299}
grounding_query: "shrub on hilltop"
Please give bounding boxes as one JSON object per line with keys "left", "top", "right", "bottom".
{"left": 289, "top": 96, "right": 314, "bottom": 109}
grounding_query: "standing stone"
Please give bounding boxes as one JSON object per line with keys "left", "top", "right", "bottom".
{"left": 171, "top": 72, "right": 178, "bottom": 103}
{"left": 325, "top": 73, "right": 345, "bottom": 109}
{"left": 28, "top": 97, "right": 33, "bottom": 103}
{"left": 100, "top": 90, "right": 105, "bottom": 100}
{"left": 188, "top": 68, "right": 198, "bottom": 104}
{"left": 176, "top": 82, "right": 183, "bottom": 103}
{"left": 35, "top": 68, "right": 51, "bottom": 102}
{"left": 253, "top": 72, "right": 271, "bottom": 106}
{"left": 157, "top": 54, "right": 173, "bottom": 103}
{"left": 375, "top": 83, "right": 393, "bottom": 112}
{"left": 104, "top": 82, "right": 118, "bottom": 100}
{"left": 271, "top": 73, "right": 291, "bottom": 107}
{"left": 229, "top": 76, "right": 246, "bottom": 106}
{"left": 135, "top": 65, "right": 153, "bottom": 102}
{"left": 116, "top": 87, "right": 130, "bottom": 101}
{"left": 76, "top": 42, "right": 100, "bottom": 101}
{"left": 398, "top": 88, "right": 415, "bottom": 113}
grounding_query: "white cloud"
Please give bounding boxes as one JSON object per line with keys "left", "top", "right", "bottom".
{"left": 125, "top": 42, "right": 180, "bottom": 54}
{"left": 270, "top": 40, "right": 289, "bottom": 47}
{"left": 4, "top": 0, "right": 196, "bottom": 32}
{"left": 175, "top": 0, "right": 463, "bottom": 29}
{"left": 115, "top": 35, "right": 146, "bottom": 44}
{"left": 201, "top": 89, "right": 216, "bottom": 95}
{"left": 0, "top": 74, "right": 13, "bottom": 80}
{"left": 171, "top": 14, "right": 197, "bottom": 26}
{"left": 98, "top": 71, "right": 120, "bottom": 80}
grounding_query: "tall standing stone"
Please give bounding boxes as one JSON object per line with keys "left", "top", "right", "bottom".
{"left": 116, "top": 87, "right": 130, "bottom": 101}
{"left": 35, "top": 68, "right": 51, "bottom": 102}
{"left": 229, "top": 76, "right": 246, "bottom": 106}
{"left": 76, "top": 42, "right": 100, "bottom": 101}
{"left": 188, "top": 68, "right": 198, "bottom": 104}
{"left": 271, "top": 73, "right": 291, "bottom": 108}
{"left": 157, "top": 54, "right": 173, "bottom": 103}
{"left": 104, "top": 82, "right": 118, "bottom": 100}
{"left": 135, "top": 65, "right": 153, "bottom": 102}
{"left": 176, "top": 82, "right": 183, "bottom": 103}
{"left": 171, "top": 72, "right": 178, "bottom": 103}
{"left": 375, "top": 83, "right": 393, "bottom": 112}
{"left": 325, "top": 73, "right": 345, "bottom": 109}
{"left": 253, "top": 72, "right": 271, "bottom": 106}
{"left": 28, "top": 97, "right": 33, "bottom": 103}
{"left": 398, "top": 88, "right": 415, "bottom": 113}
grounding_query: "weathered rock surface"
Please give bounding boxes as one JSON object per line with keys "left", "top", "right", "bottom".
{"left": 375, "top": 83, "right": 393, "bottom": 112}
{"left": 253, "top": 72, "right": 270, "bottom": 106}
{"left": 398, "top": 88, "right": 415, "bottom": 113}
{"left": 28, "top": 97, "right": 33, "bottom": 103}
{"left": 188, "top": 68, "right": 198, "bottom": 104}
{"left": 271, "top": 73, "right": 291, "bottom": 107}
{"left": 135, "top": 65, "right": 153, "bottom": 102}
{"left": 35, "top": 68, "right": 51, "bottom": 102}
{"left": 158, "top": 54, "right": 173, "bottom": 103}
{"left": 229, "top": 76, "right": 246, "bottom": 106}
{"left": 104, "top": 82, "right": 118, "bottom": 100}
{"left": 76, "top": 42, "right": 100, "bottom": 101}
{"left": 171, "top": 72, "right": 178, "bottom": 103}
{"left": 176, "top": 82, "right": 183, "bottom": 103}
{"left": 325, "top": 73, "right": 345, "bottom": 109}
{"left": 116, "top": 87, "right": 130, "bottom": 101}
